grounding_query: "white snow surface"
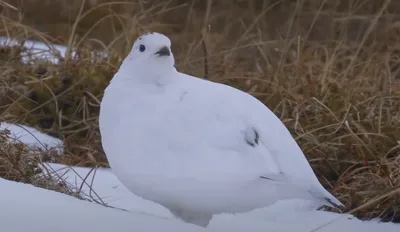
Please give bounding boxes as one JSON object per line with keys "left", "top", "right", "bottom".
{"left": 0, "top": 176, "right": 206, "bottom": 232}
{"left": 0, "top": 161, "right": 398, "bottom": 232}
{"left": 45, "top": 162, "right": 400, "bottom": 232}
{"left": 0, "top": 36, "right": 69, "bottom": 64}
{"left": 0, "top": 36, "right": 107, "bottom": 64}
{"left": 98, "top": 32, "right": 341, "bottom": 227}
{"left": 0, "top": 121, "right": 63, "bottom": 154}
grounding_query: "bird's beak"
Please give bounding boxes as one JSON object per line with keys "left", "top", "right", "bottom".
{"left": 155, "top": 46, "right": 170, "bottom": 57}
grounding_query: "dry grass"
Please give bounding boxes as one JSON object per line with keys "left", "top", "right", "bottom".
{"left": 0, "top": 128, "right": 81, "bottom": 198}
{"left": 0, "top": 0, "right": 399, "bottom": 223}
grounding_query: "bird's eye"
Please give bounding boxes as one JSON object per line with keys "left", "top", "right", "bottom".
{"left": 139, "top": 44, "right": 146, "bottom": 52}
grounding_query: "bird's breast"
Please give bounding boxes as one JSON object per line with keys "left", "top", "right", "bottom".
{"left": 100, "top": 83, "right": 266, "bottom": 181}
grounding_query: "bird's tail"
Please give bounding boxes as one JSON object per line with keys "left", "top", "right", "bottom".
{"left": 312, "top": 188, "right": 344, "bottom": 209}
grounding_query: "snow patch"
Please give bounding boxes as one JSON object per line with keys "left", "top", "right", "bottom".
{"left": 0, "top": 121, "right": 63, "bottom": 154}
{"left": 0, "top": 177, "right": 209, "bottom": 232}
{"left": 0, "top": 36, "right": 107, "bottom": 64}
{"left": 42, "top": 163, "right": 400, "bottom": 232}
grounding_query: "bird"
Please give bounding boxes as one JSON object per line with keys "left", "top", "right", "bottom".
{"left": 99, "top": 32, "right": 343, "bottom": 228}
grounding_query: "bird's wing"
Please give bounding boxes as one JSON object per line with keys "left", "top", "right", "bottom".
{"left": 178, "top": 74, "right": 321, "bottom": 187}
{"left": 226, "top": 83, "right": 322, "bottom": 186}
{"left": 176, "top": 73, "right": 343, "bottom": 207}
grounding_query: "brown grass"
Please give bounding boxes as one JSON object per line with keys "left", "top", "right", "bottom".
{"left": 0, "top": 0, "right": 399, "bottom": 223}
{"left": 0, "top": 128, "right": 81, "bottom": 198}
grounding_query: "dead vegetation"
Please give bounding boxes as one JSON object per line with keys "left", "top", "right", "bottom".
{"left": 0, "top": 0, "right": 399, "bottom": 223}
{"left": 0, "top": 128, "right": 81, "bottom": 198}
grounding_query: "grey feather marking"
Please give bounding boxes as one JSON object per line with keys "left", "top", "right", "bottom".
{"left": 324, "top": 197, "right": 342, "bottom": 208}
{"left": 245, "top": 127, "right": 259, "bottom": 147}
{"left": 260, "top": 176, "right": 274, "bottom": 180}
{"left": 260, "top": 172, "right": 286, "bottom": 182}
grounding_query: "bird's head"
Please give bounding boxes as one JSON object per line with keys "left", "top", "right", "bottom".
{"left": 119, "top": 32, "right": 176, "bottom": 79}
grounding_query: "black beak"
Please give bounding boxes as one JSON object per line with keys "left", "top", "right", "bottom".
{"left": 155, "top": 46, "right": 170, "bottom": 57}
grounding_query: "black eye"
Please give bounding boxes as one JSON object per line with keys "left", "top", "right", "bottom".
{"left": 139, "top": 44, "right": 146, "bottom": 52}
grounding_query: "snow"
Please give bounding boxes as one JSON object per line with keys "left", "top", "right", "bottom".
{"left": 0, "top": 161, "right": 398, "bottom": 232}
{"left": 40, "top": 163, "right": 322, "bottom": 220}
{"left": 0, "top": 36, "right": 68, "bottom": 64}
{"left": 0, "top": 177, "right": 207, "bottom": 232}
{"left": 0, "top": 36, "right": 107, "bottom": 64}
{"left": 0, "top": 121, "right": 63, "bottom": 154}
{"left": 0, "top": 37, "right": 399, "bottom": 231}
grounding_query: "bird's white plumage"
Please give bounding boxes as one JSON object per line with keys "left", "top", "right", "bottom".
{"left": 99, "top": 32, "right": 343, "bottom": 227}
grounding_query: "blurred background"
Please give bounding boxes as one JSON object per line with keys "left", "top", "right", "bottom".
{"left": 0, "top": 0, "right": 399, "bottom": 223}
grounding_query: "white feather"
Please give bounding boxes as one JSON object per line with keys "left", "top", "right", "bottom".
{"left": 99, "top": 32, "right": 343, "bottom": 228}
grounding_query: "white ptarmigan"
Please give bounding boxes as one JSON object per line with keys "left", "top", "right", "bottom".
{"left": 99, "top": 32, "right": 343, "bottom": 227}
